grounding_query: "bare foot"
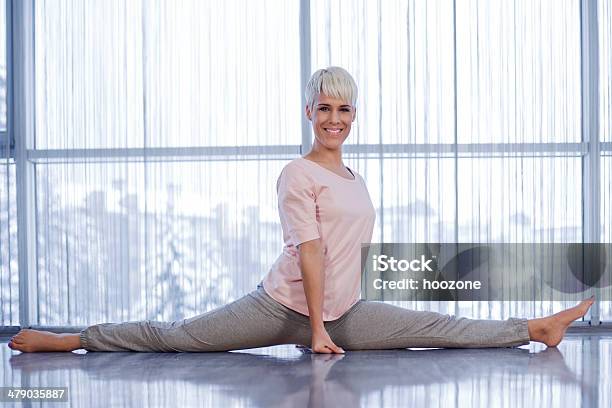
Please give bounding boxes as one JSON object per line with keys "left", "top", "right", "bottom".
{"left": 528, "top": 297, "right": 595, "bottom": 347}
{"left": 7, "top": 329, "right": 82, "bottom": 352}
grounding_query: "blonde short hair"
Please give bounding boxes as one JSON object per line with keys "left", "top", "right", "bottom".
{"left": 304, "top": 66, "right": 358, "bottom": 110}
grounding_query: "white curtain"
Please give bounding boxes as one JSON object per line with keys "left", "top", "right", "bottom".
{"left": 311, "top": 0, "right": 588, "bottom": 319}
{"left": 32, "top": 0, "right": 300, "bottom": 325}
{"left": 0, "top": 0, "right": 610, "bottom": 326}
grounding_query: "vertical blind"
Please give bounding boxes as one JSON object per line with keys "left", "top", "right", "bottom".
{"left": 0, "top": 0, "right": 610, "bottom": 326}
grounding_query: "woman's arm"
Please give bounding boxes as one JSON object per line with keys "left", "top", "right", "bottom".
{"left": 298, "top": 239, "right": 345, "bottom": 354}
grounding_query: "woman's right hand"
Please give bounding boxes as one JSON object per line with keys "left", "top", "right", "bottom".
{"left": 310, "top": 328, "right": 345, "bottom": 354}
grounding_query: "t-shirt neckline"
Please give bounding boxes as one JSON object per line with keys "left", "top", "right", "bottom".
{"left": 299, "top": 157, "right": 357, "bottom": 182}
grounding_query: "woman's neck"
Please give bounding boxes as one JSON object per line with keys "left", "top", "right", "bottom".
{"left": 305, "top": 144, "right": 343, "bottom": 167}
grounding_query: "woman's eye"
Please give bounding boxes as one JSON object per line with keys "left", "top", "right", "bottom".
{"left": 318, "top": 107, "right": 351, "bottom": 112}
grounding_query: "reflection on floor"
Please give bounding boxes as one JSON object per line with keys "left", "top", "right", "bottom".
{"left": 0, "top": 333, "right": 610, "bottom": 408}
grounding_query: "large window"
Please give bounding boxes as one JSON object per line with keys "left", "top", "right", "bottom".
{"left": 36, "top": 161, "right": 284, "bottom": 324}
{"left": 311, "top": 0, "right": 590, "bottom": 319}
{"left": 2, "top": 0, "right": 610, "bottom": 326}
{"left": 28, "top": 0, "right": 301, "bottom": 325}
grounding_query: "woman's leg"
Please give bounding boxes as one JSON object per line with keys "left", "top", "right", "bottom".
{"left": 8, "top": 286, "right": 312, "bottom": 352}
{"left": 327, "top": 298, "right": 594, "bottom": 351}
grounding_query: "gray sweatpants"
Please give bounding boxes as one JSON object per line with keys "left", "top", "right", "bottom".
{"left": 79, "top": 284, "right": 531, "bottom": 352}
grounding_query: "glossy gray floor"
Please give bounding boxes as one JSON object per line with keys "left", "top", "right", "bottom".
{"left": 0, "top": 333, "right": 610, "bottom": 408}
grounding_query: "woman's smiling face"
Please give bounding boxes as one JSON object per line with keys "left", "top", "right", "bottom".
{"left": 306, "top": 93, "right": 356, "bottom": 150}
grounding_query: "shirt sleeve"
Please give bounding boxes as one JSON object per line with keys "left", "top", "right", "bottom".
{"left": 277, "top": 164, "right": 320, "bottom": 247}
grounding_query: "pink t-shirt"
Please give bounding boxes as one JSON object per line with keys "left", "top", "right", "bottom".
{"left": 262, "top": 157, "right": 376, "bottom": 321}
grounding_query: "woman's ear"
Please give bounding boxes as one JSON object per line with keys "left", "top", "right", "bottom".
{"left": 305, "top": 105, "right": 312, "bottom": 121}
